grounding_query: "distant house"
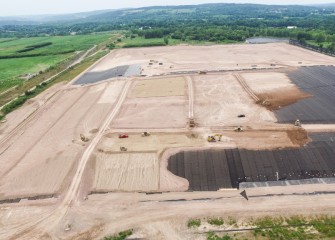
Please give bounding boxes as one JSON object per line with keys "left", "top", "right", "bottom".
{"left": 287, "top": 26, "right": 298, "bottom": 29}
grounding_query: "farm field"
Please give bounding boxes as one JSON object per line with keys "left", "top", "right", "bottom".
{"left": 0, "top": 33, "right": 114, "bottom": 92}
{"left": 0, "top": 42, "right": 335, "bottom": 239}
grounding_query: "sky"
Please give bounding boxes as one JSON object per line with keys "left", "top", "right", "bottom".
{"left": 1, "top": 0, "right": 334, "bottom": 16}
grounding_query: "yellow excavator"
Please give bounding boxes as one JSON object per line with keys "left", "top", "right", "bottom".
{"left": 207, "top": 134, "right": 223, "bottom": 142}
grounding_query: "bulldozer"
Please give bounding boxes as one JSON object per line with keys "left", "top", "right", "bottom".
{"left": 207, "top": 134, "right": 223, "bottom": 142}
{"left": 142, "top": 132, "right": 151, "bottom": 137}
{"left": 80, "top": 134, "right": 89, "bottom": 142}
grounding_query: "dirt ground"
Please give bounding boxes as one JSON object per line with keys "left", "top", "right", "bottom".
{"left": 93, "top": 152, "right": 159, "bottom": 192}
{"left": 0, "top": 43, "right": 334, "bottom": 239}
{"left": 193, "top": 73, "right": 276, "bottom": 127}
{"left": 241, "top": 71, "right": 311, "bottom": 110}
{"left": 111, "top": 95, "right": 188, "bottom": 129}
{"left": 0, "top": 81, "right": 126, "bottom": 199}
{"left": 130, "top": 76, "right": 186, "bottom": 98}
{"left": 90, "top": 43, "right": 335, "bottom": 76}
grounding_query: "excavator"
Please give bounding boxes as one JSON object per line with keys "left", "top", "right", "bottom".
{"left": 207, "top": 134, "right": 223, "bottom": 142}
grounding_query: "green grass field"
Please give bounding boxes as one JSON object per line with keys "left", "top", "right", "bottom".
{"left": 0, "top": 54, "right": 71, "bottom": 90}
{"left": 0, "top": 33, "right": 115, "bottom": 93}
{"left": 117, "top": 36, "right": 240, "bottom": 49}
{"left": 0, "top": 34, "right": 111, "bottom": 57}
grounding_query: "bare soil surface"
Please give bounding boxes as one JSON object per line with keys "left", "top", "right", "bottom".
{"left": 0, "top": 81, "right": 125, "bottom": 199}
{"left": 93, "top": 152, "right": 159, "bottom": 192}
{"left": 0, "top": 44, "right": 334, "bottom": 239}
{"left": 193, "top": 73, "right": 276, "bottom": 127}
{"left": 130, "top": 76, "right": 186, "bottom": 98}
{"left": 241, "top": 71, "right": 311, "bottom": 110}
{"left": 91, "top": 43, "right": 335, "bottom": 76}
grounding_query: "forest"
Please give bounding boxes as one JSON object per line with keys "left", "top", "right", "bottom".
{"left": 1, "top": 3, "right": 334, "bottom": 51}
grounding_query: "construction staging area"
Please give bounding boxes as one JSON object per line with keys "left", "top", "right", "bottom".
{"left": 0, "top": 43, "right": 335, "bottom": 239}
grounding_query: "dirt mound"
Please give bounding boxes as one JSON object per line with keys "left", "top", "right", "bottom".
{"left": 257, "top": 87, "right": 311, "bottom": 111}
{"left": 286, "top": 128, "right": 309, "bottom": 146}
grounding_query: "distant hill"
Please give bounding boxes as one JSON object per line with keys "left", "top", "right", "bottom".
{"left": 1, "top": 3, "right": 334, "bottom": 37}
{"left": 0, "top": 9, "right": 113, "bottom": 25}
{"left": 310, "top": 3, "right": 335, "bottom": 8}
{"left": 2, "top": 3, "right": 335, "bottom": 26}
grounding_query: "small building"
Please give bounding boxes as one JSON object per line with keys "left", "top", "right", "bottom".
{"left": 287, "top": 26, "right": 298, "bottom": 29}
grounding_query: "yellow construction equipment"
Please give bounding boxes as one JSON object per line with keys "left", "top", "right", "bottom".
{"left": 207, "top": 134, "right": 223, "bottom": 142}
{"left": 80, "top": 134, "right": 89, "bottom": 142}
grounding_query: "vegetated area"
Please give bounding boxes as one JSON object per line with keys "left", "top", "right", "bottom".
{"left": 1, "top": 4, "right": 335, "bottom": 51}
{"left": 0, "top": 33, "right": 113, "bottom": 92}
{"left": 187, "top": 215, "right": 335, "bottom": 240}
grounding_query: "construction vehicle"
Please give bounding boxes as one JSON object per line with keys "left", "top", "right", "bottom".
{"left": 120, "top": 147, "right": 127, "bottom": 151}
{"left": 207, "top": 134, "right": 223, "bottom": 142}
{"left": 64, "top": 224, "right": 71, "bottom": 232}
{"left": 142, "top": 132, "right": 150, "bottom": 137}
{"left": 80, "top": 134, "right": 89, "bottom": 142}
{"left": 295, "top": 119, "right": 301, "bottom": 127}
{"left": 199, "top": 71, "right": 207, "bottom": 75}
{"left": 235, "top": 127, "right": 244, "bottom": 132}
{"left": 119, "top": 134, "right": 129, "bottom": 139}
{"left": 189, "top": 118, "right": 195, "bottom": 128}
{"left": 207, "top": 136, "right": 216, "bottom": 142}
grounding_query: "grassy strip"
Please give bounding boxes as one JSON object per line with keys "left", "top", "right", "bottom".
{"left": 102, "top": 229, "right": 133, "bottom": 240}
{"left": 0, "top": 50, "right": 108, "bottom": 119}
{"left": 187, "top": 219, "right": 201, "bottom": 228}
{"left": 17, "top": 42, "right": 53, "bottom": 53}
{"left": 123, "top": 42, "right": 166, "bottom": 48}
{"left": 0, "top": 55, "right": 74, "bottom": 106}
{"left": 186, "top": 215, "right": 335, "bottom": 240}
{"left": 0, "top": 50, "right": 75, "bottom": 59}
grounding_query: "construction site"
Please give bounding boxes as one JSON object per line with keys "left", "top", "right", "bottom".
{"left": 0, "top": 42, "right": 335, "bottom": 239}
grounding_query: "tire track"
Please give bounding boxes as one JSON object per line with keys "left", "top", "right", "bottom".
{"left": 63, "top": 80, "right": 131, "bottom": 205}
{"left": 187, "top": 76, "right": 194, "bottom": 119}
{"left": 233, "top": 73, "right": 260, "bottom": 102}
{"left": 0, "top": 87, "right": 90, "bottom": 180}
